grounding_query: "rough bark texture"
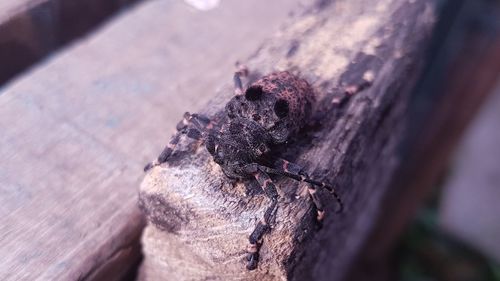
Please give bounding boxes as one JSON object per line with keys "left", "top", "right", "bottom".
{"left": 138, "top": 0, "right": 438, "bottom": 280}
{"left": 353, "top": 1, "right": 500, "bottom": 278}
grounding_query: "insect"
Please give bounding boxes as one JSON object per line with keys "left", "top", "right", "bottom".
{"left": 144, "top": 67, "right": 343, "bottom": 270}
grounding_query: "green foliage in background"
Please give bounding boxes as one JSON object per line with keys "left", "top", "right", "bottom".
{"left": 397, "top": 194, "right": 500, "bottom": 281}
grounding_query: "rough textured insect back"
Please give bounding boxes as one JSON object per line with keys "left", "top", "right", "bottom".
{"left": 142, "top": 69, "right": 343, "bottom": 271}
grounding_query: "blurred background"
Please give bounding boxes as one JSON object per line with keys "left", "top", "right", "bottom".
{"left": 0, "top": 0, "right": 498, "bottom": 280}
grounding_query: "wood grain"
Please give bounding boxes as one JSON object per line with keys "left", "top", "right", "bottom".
{"left": 354, "top": 2, "right": 500, "bottom": 276}
{"left": 138, "top": 0, "right": 438, "bottom": 280}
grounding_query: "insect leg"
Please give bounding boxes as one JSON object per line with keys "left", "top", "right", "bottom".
{"left": 272, "top": 158, "right": 303, "bottom": 175}
{"left": 233, "top": 64, "right": 248, "bottom": 96}
{"left": 272, "top": 159, "right": 327, "bottom": 221}
{"left": 246, "top": 169, "right": 279, "bottom": 270}
{"left": 175, "top": 112, "right": 213, "bottom": 132}
{"left": 260, "top": 164, "right": 343, "bottom": 213}
{"left": 307, "top": 184, "right": 326, "bottom": 222}
{"left": 144, "top": 112, "right": 215, "bottom": 171}
{"left": 331, "top": 74, "right": 373, "bottom": 105}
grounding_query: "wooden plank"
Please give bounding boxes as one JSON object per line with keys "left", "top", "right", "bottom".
{"left": 138, "top": 0, "right": 439, "bottom": 280}
{"left": 0, "top": 0, "right": 141, "bottom": 85}
{"left": 0, "top": 0, "right": 302, "bottom": 280}
{"left": 352, "top": 0, "right": 500, "bottom": 276}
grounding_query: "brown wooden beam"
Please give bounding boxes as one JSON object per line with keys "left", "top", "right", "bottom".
{"left": 138, "top": 0, "right": 441, "bottom": 279}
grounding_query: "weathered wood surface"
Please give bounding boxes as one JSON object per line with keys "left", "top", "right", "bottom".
{"left": 354, "top": 1, "right": 500, "bottom": 277}
{"left": 0, "top": 0, "right": 301, "bottom": 280}
{"left": 138, "top": 0, "right": 438, "bottom": 280}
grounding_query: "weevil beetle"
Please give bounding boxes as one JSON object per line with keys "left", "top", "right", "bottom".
{"left": 144, "top": 67, "right": 343, "bottom": 270}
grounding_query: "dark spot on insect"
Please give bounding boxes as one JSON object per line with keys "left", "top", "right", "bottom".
{"left": 245, "top": 85, "right": 263, "bottom": 101}
{"left": 240, "top": 102, "right": 248, "bottom": 111}
{"left": 252, "top": 114, "right": 261, "bottom": 121}
{"left": 274, "top": 99, "right": 289, "bottom": 118}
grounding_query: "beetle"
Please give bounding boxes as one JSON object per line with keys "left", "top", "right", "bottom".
{"left": 144, "top": 67, "right": 343, "bottom": 270}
